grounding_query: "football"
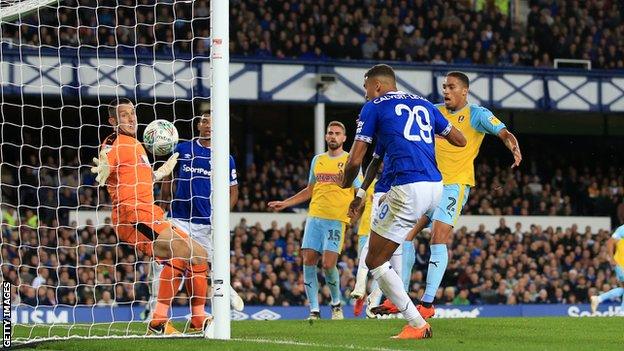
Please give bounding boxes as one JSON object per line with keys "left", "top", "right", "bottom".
{"left": 143, "top": 119, "right": 179, "bottom": 156}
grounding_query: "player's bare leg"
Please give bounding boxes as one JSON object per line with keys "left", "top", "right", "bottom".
{"left": 366, "top": 231, "right": 431, "bottom": 339}
{"left": 417, "top": 220, "right": 453, "bottom": 319}
{"left": 302, "top": 248, "right": 322, "bottom": 320}
{"left": 405, "top": 215, "right": 431, "bottom": 242}
{"left": 322, "top": 250, "right": 343, "bottom": 320}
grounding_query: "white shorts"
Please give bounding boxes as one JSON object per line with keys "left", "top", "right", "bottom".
{"left": 170, "top": 218, "right": 213, "bottom": 261}
{"left": 370, "top": 192, "right": 402, "bottom": 255}
{"left": 371, "top": 181, "right": 442, "bottom": 244}
{"left": 371, "top": 192, "right": 385, "bottom": 222}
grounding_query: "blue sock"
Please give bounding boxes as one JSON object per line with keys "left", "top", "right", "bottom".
{"left": 402, "top": 241, "right": 415, "bottom": 292}
{"left": 422, "top": 244, "right": 448, "bottom": 304}
{"left": 303, "top": 265, "right": 320, "bottom": 311}
{"left": 324, "top": 266, "right": 342, "bottom": 305}
{"left": 598, "top": 287, "right": 624, "bottom": 303}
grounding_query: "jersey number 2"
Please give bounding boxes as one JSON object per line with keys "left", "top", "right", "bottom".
{"left": 395, "top": 104, "right": 433, "bottom": 143}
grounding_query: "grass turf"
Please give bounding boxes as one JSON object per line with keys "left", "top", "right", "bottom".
{"left": 11, "top": 317, "right": 622, "bottom": 351}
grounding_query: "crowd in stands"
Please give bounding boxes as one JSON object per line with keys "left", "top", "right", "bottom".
{"left": 3, "top": 216, "right": 622, "bottom": 308}
{"left": 231, "top": 0, "right": 624, "bottom": 69}
{"left": 2, "top": 0, "right": 624, "bottom": 70}
{"left": 3, "top": 134, "right": 624, "bottom": 308}
{"left": 2, "top": 135, "right": 624, "bottom": 228}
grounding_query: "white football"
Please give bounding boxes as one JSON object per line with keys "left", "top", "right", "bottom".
{"left": 143, "top": 119, "right": 179, "bottom": 156}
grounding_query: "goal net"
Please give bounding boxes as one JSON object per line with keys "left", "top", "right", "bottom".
{"left": 0, "top": 0, "right": 228, "bottom": 345}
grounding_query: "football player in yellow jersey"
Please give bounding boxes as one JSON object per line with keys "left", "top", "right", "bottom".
{"left": 404, "top": 71, "right": 522, "bottom": 319}
{"left": 268, "top": 121, "right": 361, "bottom": 320}
{"left": 590, "top": 225, "right": 624, "bottom": 314}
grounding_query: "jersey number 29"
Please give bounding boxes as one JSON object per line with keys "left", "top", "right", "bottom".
{"left": 395, "top": 104, "right": 433, "bottom": 143}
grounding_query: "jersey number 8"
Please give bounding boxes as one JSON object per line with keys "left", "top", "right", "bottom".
{"left": 395, "top": 104, "right": 433, "bottom": 143}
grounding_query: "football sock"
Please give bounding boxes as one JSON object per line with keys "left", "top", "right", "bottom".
{"left": 370, "top": 262, "right": 425, "bottom": 328}
{"left": 187, "top": 262, "right": 208, "bottom": 328}
{"left": 422, "top": 244, "right": 448, "bottom": 304}
{"left": 151, "top": 259, "right": 185, "bottom": 327}
{"left": 324, "top": 266, "right": 342, "bottom": 305}
{"left": 303, "top": 265, "right": 320, "bottom": 312}
{"left": 402, "top": 240, "right": 415, "bottom": 292}
{"left": 598, "top": 287, "right": 624, "bottom": 303}
{"left": 354, "top": 238, "right": 370, "bottom": 296}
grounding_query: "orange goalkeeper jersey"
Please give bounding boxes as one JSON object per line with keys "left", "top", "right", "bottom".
{"left": 102, "top": 133, "right": 154, "bottom": 209}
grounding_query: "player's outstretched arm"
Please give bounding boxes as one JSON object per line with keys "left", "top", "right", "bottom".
{"left": 230, "top": 184, "right": 239, "bottom": 210}
{"left": 158, "top": 175, "right": 174, "bottom": 211}
{"left": 497, "top": 129, "right": 522, "bottom": 168}
{"left": 267, "top": 184, "right": 314, "bottom": 212}
{"left": 341, "top": 140, "right": 368, "bottom": 189}
{"left": 443, "top": 126, "right": 467, "bottom": 147}
{"left": 348, "top": 154, "right": 381, "bottom": 218}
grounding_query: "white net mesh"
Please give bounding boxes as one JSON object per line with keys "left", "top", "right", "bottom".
{"left": 0, "top": 0, "right": 213, "bottom": 344}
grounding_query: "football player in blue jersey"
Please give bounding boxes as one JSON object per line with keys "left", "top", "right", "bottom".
{"left": 341, "top": 64, "right": 465, "bottom": 339}
{"left": 146, "top": 111, "right": 244, "bottom": 318}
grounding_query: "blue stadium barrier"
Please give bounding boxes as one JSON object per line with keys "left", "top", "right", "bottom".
{"left": 3, "top": 48, "right": 624, "bottom": 112}
{"left": 11, "top": 304, "right": 623, "bottom": 324}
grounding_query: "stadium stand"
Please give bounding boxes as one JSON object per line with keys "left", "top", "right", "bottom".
{"left": 3, "top": 217, "right": 619, "bottom": 307}
{"left": 1, "top": 1, "right": 623, "bottom": 68}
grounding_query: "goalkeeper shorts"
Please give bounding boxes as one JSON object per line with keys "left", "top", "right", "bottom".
{"left": 112, "top": 204, "right": 189, "bottom": 258}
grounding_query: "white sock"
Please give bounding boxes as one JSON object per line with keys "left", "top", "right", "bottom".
{"left": 353, "top": 242, "right": 370, "bottom": 296}
{"left": 353, "top": 266, "right": 369, "bottom": 296}
{"left": 368, "top": 285, "right": 383, "bottom": 307}
{"left": 370, "top": 262, "right": 425, "bottom": 328}
{"left": 390, "top": 250, "right": 402, "bottom": 281}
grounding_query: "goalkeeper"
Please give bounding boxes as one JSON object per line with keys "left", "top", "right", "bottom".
{"left": 91, "top": 98, "right": 211, "bottom": 335}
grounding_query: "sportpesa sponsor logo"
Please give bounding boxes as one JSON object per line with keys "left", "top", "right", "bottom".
{"left": 434, "top": 308, "right": 481, "bottom": 318}
{"left": 182, "top": 164, "right": 210, "bottom": 176}
{"left": 567, "top": 306, "right": 624, "bottom": 317}
{"left": 372, "top": 308, "right": 481, "bottom": 319}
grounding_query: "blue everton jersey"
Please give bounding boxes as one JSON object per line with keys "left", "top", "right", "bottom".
{"left": 356, "top": 91, "right": 452, "bottom": 186}
{"left": 170, "top": 140, "right": 238, "bottom": 225}
{"left": 373, "top": 143, "right": 393, "bottom": 194}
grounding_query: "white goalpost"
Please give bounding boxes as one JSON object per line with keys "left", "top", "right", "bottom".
{"left": 210, "top": 0, "right": 231, "bottom": 341}
{"left": 0, "top": 0, "right": 231, "bottom": 345}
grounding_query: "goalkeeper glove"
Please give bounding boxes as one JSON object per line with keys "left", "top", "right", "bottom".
{"left": 91, "top": 148, "right": 111, "bottom": 186}
{"left": 153, "top": 152, "right": 179, "bottom": 181}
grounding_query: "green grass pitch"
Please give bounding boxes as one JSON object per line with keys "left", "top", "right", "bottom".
{"left": 11, "top": 317, "right": 622, "bottom": 351}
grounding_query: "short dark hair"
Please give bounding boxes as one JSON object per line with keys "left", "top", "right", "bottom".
{"left": 108, "top": 98, "right": 133, "bottom": 118}
{"left": 446, "top": 71, "right": 470, "bottom": 88}
{"left": 365, "top": 64, "right": 396, "bottom": 82}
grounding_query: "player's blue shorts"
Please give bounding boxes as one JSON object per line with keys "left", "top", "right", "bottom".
{"left": 302, "top": 216, "right": 346, "bottom": 253}
{"left": 616, "top": 265, "right": 624, "bottom": 282}
{"left": 425, "top": 184, "right": 471, "bottom": 227}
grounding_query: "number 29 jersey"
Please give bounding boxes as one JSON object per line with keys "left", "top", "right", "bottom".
{"left": 355, "top": 91, "right": 452, "bottom": 186}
